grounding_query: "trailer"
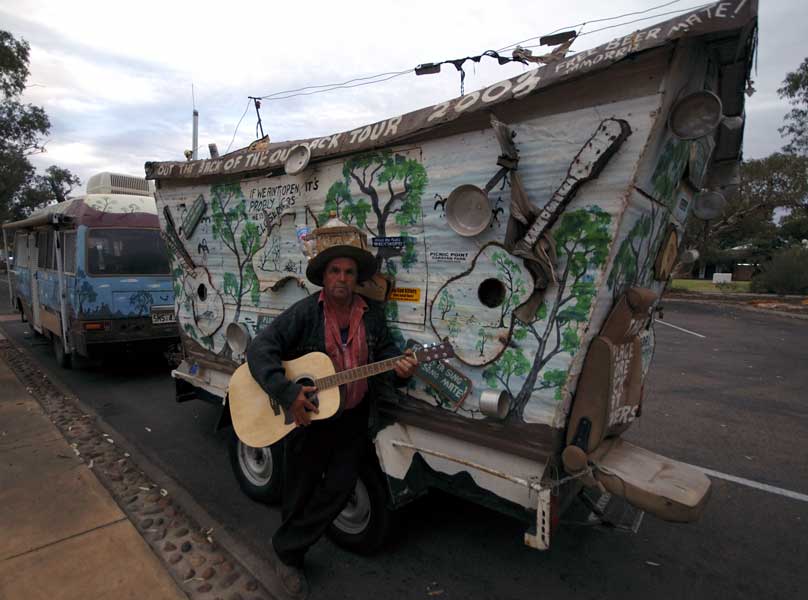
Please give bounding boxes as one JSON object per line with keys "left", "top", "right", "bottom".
{"left": 145, "top": 0, "right": 757, "bottom": 552}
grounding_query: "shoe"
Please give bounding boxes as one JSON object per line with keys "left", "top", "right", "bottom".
{"left": 270, "top": 547, "right": 309, "bottom": 599}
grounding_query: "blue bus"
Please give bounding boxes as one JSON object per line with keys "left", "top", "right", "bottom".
{"left": 3, "top": 172, "right": 178, "bottom": 367}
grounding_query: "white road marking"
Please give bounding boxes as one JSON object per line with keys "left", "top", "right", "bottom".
{"left": 655, "top": 319, "right": 706, "bottom": 338}
{"left": 687, "top": 463, "right": 808, "bottom": 503}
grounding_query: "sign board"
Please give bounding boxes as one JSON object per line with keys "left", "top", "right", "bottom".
{"left": 389, "top": 287, "right": 421, "bottom": 302}
{"left": 407, "top": 339, "right": 472, "bottom": 410}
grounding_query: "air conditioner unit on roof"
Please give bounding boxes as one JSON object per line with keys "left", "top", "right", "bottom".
{"left": 86, "top": 172, "right": 153, "bottom": 197}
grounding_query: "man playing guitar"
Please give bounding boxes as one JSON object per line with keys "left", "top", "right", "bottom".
{"left": 247, "top": 220, "right": 417, "bottom": 599}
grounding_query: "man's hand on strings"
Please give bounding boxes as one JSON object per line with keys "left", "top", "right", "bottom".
{"left": 290, "top": 385, "right": 319, "bottom": 426}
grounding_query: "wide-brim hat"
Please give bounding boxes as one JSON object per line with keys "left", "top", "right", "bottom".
{"left": 306, "top": 245, "right": 377, "bottom": 287}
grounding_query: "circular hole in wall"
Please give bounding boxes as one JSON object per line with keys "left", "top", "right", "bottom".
{"left": 197, "top": 284, "right": 208, "bottom": 302}
{"left": 478, "top": 278, "right": 506, "bottom": 308}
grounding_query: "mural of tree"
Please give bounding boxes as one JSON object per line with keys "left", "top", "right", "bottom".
{"left": 210, "top": 183, "right": 265, "bottom": 323}
{"left": 491, "top": 250, "right": 527, "bottom": 328}
{"left": 651, "top": 137, "right": 690, "bottom": 208}
{"left": 259, "top": 231, "right": 282, "bottom": 272}
{"left": 323, "top": 151, "right": 427, "bottom": 269}
{"left": 129, "top": 290, "right": 153, "bottom": 316}
{"left": 484, "top": 207, "right": 611, "bottom": 420}
{"left": 75, "top": 269, "right": 97, "bottom": 311}
{"left": 607, "top": 202, "right": 667, "bottom": 298}
{"left": 437, "top": 289, "right": 456, "bottom": 320}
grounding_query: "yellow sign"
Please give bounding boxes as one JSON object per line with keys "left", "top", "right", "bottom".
{"left": 388, "top": 287, "right": 421, "bottom": 302}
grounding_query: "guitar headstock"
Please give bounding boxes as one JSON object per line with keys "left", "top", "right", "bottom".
{"left": 414, "top": 341, "right": 455, "bottom": 364}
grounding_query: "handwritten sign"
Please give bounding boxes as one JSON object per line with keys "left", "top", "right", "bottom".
{"left": 389, "top": 287, "right": 421, "bottom": 302}
{"left": 407, "top": 339, "right": 471, "bottom": 410}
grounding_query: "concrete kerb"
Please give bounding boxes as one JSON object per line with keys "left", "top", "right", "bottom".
{"left": 0, "top": 325, "right": 284, "bottom": 600}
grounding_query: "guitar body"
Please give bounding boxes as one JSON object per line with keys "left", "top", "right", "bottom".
{"left": 229, "top": 352, "right": 342, "bottom": 448}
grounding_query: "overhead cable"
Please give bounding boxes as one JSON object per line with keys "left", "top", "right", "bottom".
{"left": 496, "top": 0, "right": 684, "bottom": 53}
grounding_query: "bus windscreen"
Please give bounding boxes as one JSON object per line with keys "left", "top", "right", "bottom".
{"left": 87, "top": 229, "right": 171, "bottom": 275}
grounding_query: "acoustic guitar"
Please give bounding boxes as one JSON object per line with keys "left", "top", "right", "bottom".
{"left": 229, "top": 341, "right": 455, "bottom": 448}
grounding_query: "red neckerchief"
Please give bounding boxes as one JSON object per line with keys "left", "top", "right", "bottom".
{"left": 319, "top": 291, "right": 369, "bottom": 410}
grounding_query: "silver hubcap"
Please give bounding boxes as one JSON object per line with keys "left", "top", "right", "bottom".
{"left": 333, "top": 479, "right": 371, "bottom": 534}
{"left": 237, "top": 441, "right": 273, "bottom": 486}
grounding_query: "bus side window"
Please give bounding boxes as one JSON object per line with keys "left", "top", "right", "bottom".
{"left": 46, "top": 231, "right": 55, "bottom": 270}
{"left": 62, "top": 231, "right": 77, "bottom": 273}
{"left": 14, "top": 232, "right": 28, "bottom": 268}
{"left": 37, "top": 231, "right": 48, "bottom": 268}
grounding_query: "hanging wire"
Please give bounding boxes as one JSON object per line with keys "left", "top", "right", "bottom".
{"left": 496, "top": 0, "right": 684, "bottom": 53}
{"left": 228, "top": 1, "right": 716, "bottom": 149}
{"left": 259, "top": 70, "right": 411, "bottom": 99}
{"left": 513, "top": 2, "right": 713, "bottom": 51}
{"left": 225, "top": 98, "right": 252, "bottom": 154}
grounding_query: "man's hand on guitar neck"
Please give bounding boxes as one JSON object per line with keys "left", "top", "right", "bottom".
{"left": 290, "top": 386, "right": 319, "bottom": 427}
{"left": 394, "top": 349, "right": 418, "bottom": 379}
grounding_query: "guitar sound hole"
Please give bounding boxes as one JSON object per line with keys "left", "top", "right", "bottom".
{"left": 296, "top": 377, "right": 319, "bottom": 410}
{"left": 478, "top": 278, "right": 506, "bottom": 308}
{"left": 197, "top": 283, "right": 207, "bottom": 301}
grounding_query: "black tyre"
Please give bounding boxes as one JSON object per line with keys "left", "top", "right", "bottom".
{"left": 327, "top": 461, "right": 393, "bottom": 555}
{"left": 228, "top": 432, "right": 283, "bottom": 504}
{"left": 52, "top": 335, "right": 72, "bottom": 369}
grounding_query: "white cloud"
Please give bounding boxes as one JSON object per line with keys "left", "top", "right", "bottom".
{"left": 4, "top": 0, "right": 807, "bottom": 189}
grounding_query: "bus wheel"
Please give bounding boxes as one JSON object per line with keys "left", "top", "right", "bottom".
{"left": 327, "top": 461, "right": 393, "bottom": 555}
{"left": 228, "top": 432, "right": 283, "bottom": 504}
{"left": 52, "top": 335, "right": 72, "bottom": 369}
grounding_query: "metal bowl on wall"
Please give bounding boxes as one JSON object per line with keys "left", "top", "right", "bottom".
{"left": 668, "top": 90, "right": 723, "bottom": 140}
{"left": 284, "top": 144, "right": 311, "bottom": 175}
{"left": 445, "top": 184, "right": 492, "bottom": 237}
{"left": 692, "top": 190, "right": 727, "bottom": 220}
{"left": 226, "top": 322, "right": 252, "bottom": 355}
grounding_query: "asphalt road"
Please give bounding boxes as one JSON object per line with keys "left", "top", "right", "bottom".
{"left": 1, "top": 283, "right": 806, "bottom": 599}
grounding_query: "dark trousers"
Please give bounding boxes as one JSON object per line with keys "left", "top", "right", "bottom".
{"left": 273, "top": 399, "right": 369, "bottom": 567}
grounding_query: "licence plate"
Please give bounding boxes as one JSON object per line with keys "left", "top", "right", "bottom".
{"left": 151, "top": 309, "right": 177, "bottom": 324}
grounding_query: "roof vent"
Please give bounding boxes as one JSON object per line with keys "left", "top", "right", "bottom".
{"left": 86, "top": 172, "right": 153, "bottom": 196}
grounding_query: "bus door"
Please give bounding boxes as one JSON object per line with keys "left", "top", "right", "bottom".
{"left": 28, "top": 232, "right": 42, "bottom": 332}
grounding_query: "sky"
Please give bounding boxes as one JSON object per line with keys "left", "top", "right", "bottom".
{"left": 2, "top": 0, "right": 806, "bottom": 193}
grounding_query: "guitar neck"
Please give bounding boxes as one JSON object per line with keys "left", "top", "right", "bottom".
{"left": 314, "top": 355, "right": 405, "bottom": 390}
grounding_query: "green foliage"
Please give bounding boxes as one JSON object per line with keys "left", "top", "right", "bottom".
{"left": 492, "top": 250, "right": 527, "bottom": 327}
{"left": 778, "top": 57, "right": 808, "bottom": 155}
{"left": 483, "top": 347, "right": 530, "bottom": 393}
{"left": 750, "top": 246, "right": 808, "bottom": 294}
{"left": 1, "top": 31, "right": 80, "bottom": 222}
{"left": 246, "top": 263, "right": 260, "bottom": 306}
{"left": 172, "top": 266, "right": 184, "bottom": 298}
{"left": 342, "top": 150, "right": 426, "bottom": 233}
{"left": 222, "top": 272, "right": 238, "bottom": 298}
{"left": 401, "top": 236, "right": 417, "bottom": 270}
{"left": 539, "top": 368, "right": 568, "bottom": 400}
{"left": 475, "top": 326, "right": 487, "bottom": 356}
{"left": 561, "top": 328, "right": 579, "bottom": 353}
{"left": 684, "top": 153, "right": 808, "bottom": 268}
{"left": 437, "top": 289, "right": 455, "bottom": 320}
{"left": 446, "top": 316, "right": 460, "bottom": 338}
{"left": 651, "top": 137, "right": 690, "bottom": 207}
{"left": 512, "top": 325, "right": 528, "bottom": 341}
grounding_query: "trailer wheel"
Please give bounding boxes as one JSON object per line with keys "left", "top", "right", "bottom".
{"left": 327, "top": 461, "right": 393, "bottom": 555}
{"left": 228, "top": 432, "right": 283, "bottom": 504}
{"left": 52, "top": 335, "right": 72, "bottom": 369}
